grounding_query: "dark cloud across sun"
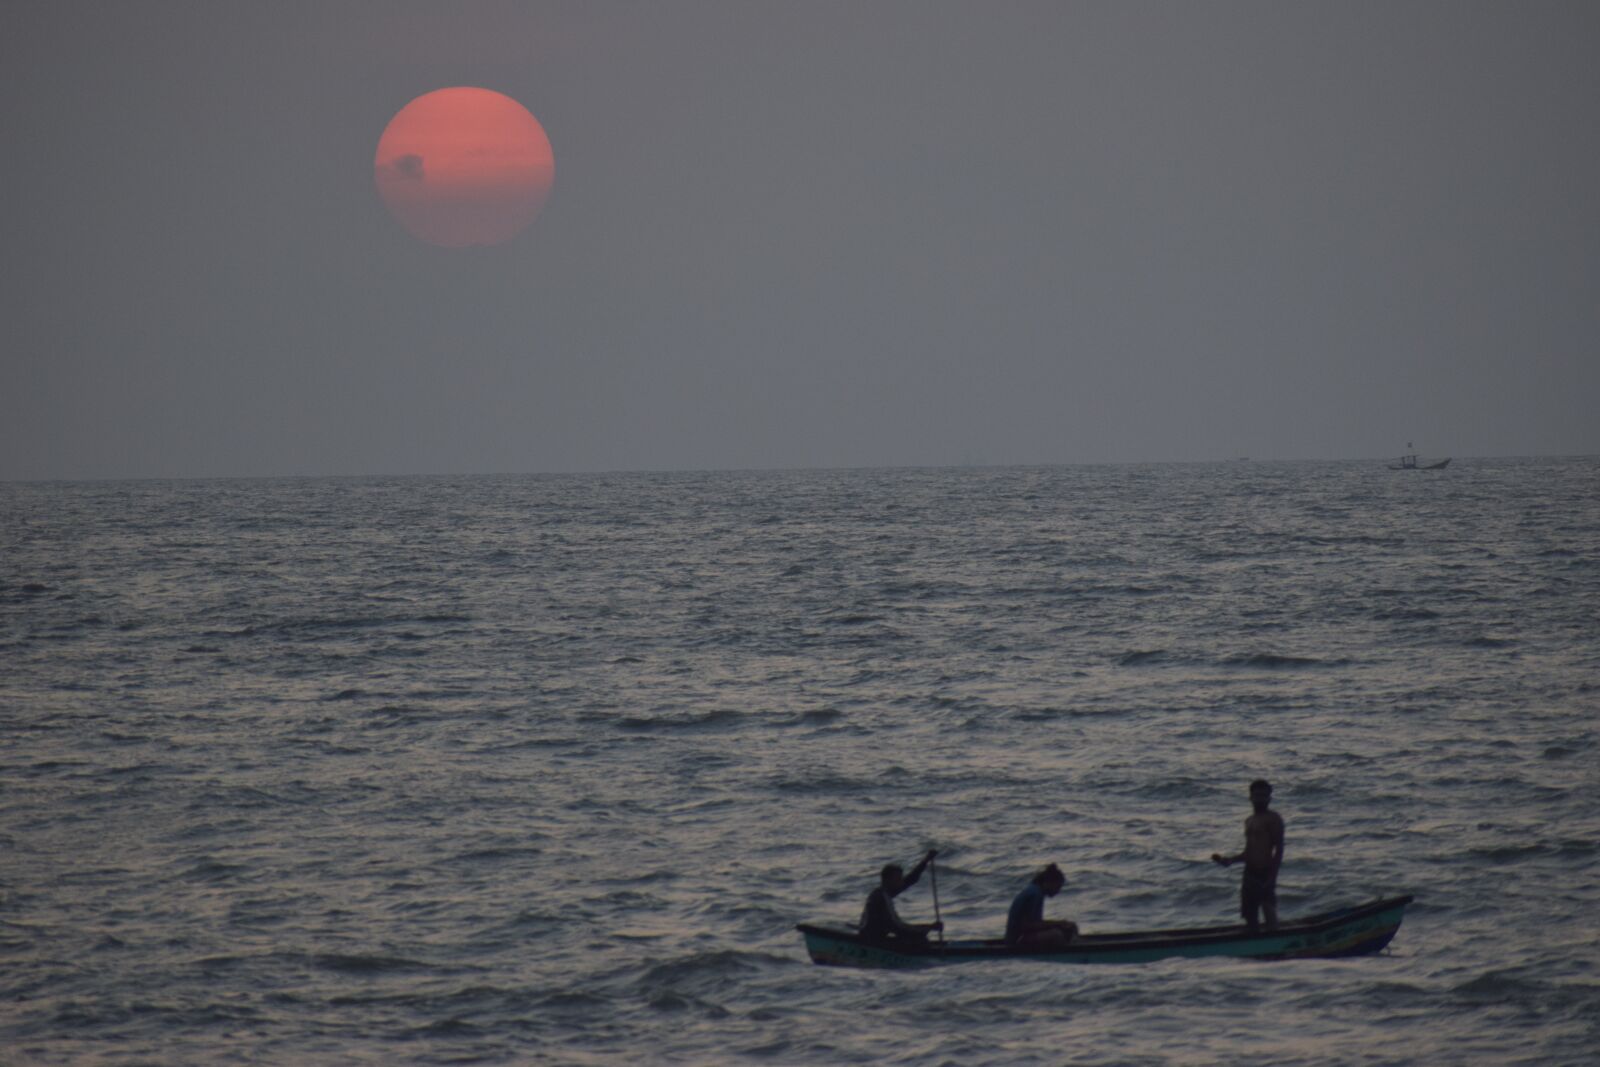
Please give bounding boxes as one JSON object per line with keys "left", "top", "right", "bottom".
{"left": 390, "top": 154, "right": 425, "bottom": 181}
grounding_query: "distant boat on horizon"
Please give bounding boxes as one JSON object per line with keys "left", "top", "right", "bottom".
{"left": 1390, "top": 442, "right": 1451, "bottom": 470}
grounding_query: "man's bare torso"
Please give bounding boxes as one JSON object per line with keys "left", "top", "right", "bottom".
{"left": 1243, "top": 810, "right": 1284, "bottom": 870}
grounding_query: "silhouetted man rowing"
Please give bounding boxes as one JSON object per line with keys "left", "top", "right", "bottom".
{"left": 859, "top": 850, "right": 942, "bottom": 943}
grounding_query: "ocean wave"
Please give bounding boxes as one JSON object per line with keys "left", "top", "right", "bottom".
{"left": 312, "top": 952, "right": 439, "bottom": 975}
{"left": 769, "top": 770, "right": 889, "bottom": 795}
{"left": 1131, "top": 777, "right": 1225, "bottom": 800}
{"left": 1463, "top": 635, "right": 1516, "bottom": 648}
{"left": 1372, "top": 607, "right": 1442, "bottom": 621}
{"left": 1457, "top": 843, "right": 1557, "bottom": 863}
{"left": 615, "top": 708, "right": 749, "bottom": 731}
{"left": 493, "top": 909, "right": 565, "bottom": 933}
{"left": 217, "top": 613, "right": 475, "bottom": 638}
{"left": 532, "top": 989, "right": 614, "bottom": 1015}
{"left": 1217, "top": 652, "right": 1350, "bottom": 669}
{"left": 635, "top": 949, "right": 788, "bottom": 992}
{"left": 1450, "top": 969, "right": 1557, "bottom": 1002}
{"left": 786, "top": 707, "right": 845, "bottom": 726}
{"left": 821, "top": 612, "right": 885, "bottom": 625}
{"left": 176, "top": 858, "right": 252, "bottom": 883}
{"left": 446, "top": 845, "right": 544, "bottom": 864}
{"left": 645, "top": 989, "right": 733, "bottom": 1018}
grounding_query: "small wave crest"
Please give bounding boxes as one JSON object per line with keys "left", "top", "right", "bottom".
{"left": 787, "top": 707, "right": 844, "bottom": 726}
{"left": 178, "top": 858, "right": 251, "bottom": 883}
{"left": 1464, "top": 635, "right": 1516, "bottom": 648}
{"left": 1218, "top": 652, "right": 1348, "bottom": 669}
{"left": 616, "top": 708, "right": 748, "bottom": 731}
{"left": 313, "top": 952, "right": 436, "bottom": 975}
{"left": 1372, "top": 607, "right": 1441, "bottom": 621}
{"left": 1451, "top": 969, "right": 1549, "bottom": 1001}
{"left": 636, "top": 948, "right": 786, "bottom": 993}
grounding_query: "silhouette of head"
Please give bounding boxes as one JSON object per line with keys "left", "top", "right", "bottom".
{"left": 881, "top": 863, "right": 905, "bottom": 893}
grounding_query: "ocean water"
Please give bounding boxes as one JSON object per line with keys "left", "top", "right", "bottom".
{"left": 2, "top": 458, "right": 1596, "bottom": 1065}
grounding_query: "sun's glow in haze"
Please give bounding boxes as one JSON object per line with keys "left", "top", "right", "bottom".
{"left": 375, "top": 87, "right": 554, "bottom": 248}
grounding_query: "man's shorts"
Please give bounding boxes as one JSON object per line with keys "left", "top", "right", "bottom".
{"left": 1241, "top": 865, "right": 1276, "bottom": 918}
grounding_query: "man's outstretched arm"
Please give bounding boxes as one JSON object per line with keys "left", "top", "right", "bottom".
{"left": 900, "top": 849, "right": 938, "bottom": 889}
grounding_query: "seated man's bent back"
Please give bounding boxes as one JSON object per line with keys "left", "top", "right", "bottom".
{"left": 1005, "top": 863, "right": 1077, "bottom": 948}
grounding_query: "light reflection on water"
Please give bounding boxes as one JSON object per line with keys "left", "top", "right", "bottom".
{"left": 1, "top": 458, "right": 1596, "bottom": 1064}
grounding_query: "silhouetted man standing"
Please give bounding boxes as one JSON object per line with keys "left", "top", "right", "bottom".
{"left": 1212, "top": 779, "right": 1285, "bottom": 932}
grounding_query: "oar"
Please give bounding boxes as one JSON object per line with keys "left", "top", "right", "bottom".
{"left": 929, "top": 853, "right": 945, "bottom": 948}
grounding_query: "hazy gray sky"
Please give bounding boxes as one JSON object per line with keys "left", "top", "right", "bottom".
{"left": 4, "top": 1, "right": 1596, "bottom": 479}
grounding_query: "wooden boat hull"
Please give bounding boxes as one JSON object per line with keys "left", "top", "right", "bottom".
{"left": 797, "top": 895, "right": 1413, "bottom": 968}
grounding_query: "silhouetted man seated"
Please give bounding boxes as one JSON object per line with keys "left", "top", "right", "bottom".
{"left": 859, "top": 850, "right": 942, "bottom": 942}
{"left": 1005, "top": 863, "right": 1078, "bottom": 948}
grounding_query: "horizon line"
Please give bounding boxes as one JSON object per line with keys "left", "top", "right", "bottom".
{"left": 6, "top": 452, "right": 1597, "bottom": 486}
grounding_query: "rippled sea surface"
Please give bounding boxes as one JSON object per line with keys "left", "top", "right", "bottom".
{"left": 3, "top": 459, "right": 1597, "bottom": 1065}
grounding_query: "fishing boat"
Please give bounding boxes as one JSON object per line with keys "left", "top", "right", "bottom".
{"left": 1390, "top": 443, "right": 1450, "bottom": 470}
{"left": 796, "top": 894, "right": 1413, "bottom": 968}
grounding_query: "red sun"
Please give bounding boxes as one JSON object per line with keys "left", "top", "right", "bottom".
{"left": 374, "top": 87, "right": 554, "bottom": 248}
